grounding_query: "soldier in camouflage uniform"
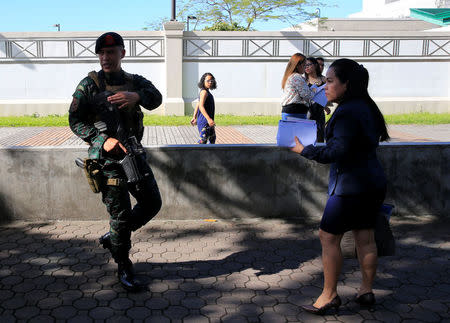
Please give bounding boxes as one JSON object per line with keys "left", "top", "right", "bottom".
{"left": 69, "top": 32, "right": 162, "bottom": 291}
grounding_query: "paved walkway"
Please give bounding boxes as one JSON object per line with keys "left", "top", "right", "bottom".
{"left": 0, "top": 124, "right": 449, "bottom": 147}
{"left": 1, "top": 125, "right": 449, "bottom": 321}
{"left": 0, "top": 217, "right": 448, "bottom": 322}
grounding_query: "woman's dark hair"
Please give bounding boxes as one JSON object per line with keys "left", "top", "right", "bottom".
{"left": 198, "top": 72, "right": 217, "bottom": 90}
{"left": 330, "top": 58, "right": 389, "bottom": 141}
{"left": 305, "top": 57, "right": 322, "bottom": 78}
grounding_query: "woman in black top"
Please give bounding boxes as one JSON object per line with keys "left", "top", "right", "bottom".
{"left": 190, "top": 73, "right": 217, "bottom": 144}
{"left": 304, "top": 57, "right": 330, "bottom": 142}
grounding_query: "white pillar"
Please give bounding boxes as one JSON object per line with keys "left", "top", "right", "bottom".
{"left": 163, "top": 21, "right": 185, "bottom": 115}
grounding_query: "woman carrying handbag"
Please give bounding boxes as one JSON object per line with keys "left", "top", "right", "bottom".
{"left": 291, "top": 58, "right": 390, "bottom": 315}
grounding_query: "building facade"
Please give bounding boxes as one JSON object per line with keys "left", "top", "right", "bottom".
{"left": 350, "top": 0, "right": 450, "bottom": 18}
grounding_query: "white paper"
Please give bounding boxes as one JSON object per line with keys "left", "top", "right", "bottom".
{"left": 311, "top": 84, "right": 327, "bottom": 107}
{"left": 276, "top": 119, "right": 317, "bottom": 147}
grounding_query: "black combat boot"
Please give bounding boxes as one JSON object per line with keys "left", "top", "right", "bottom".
{"left": 118, "top": 258, "right": 142, "bottom": 292}
{"left": 99, "top": 231, "right": 112, "bottom": 251}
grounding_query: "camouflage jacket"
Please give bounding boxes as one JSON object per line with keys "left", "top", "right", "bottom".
{"left": 68, "top": 70, "right": 162, "bottom": 160}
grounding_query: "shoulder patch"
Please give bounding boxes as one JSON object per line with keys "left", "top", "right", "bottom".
{"left": 69, "top": 97, "right": 79, "bottom": 112}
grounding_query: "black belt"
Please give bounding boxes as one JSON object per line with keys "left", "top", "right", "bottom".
{"left": 282, "top": 103, "right": 309, "bottom": 114}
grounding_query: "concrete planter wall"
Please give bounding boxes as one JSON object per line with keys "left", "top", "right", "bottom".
{"left": 0, "top": 143, "right": 448, "bottom": 222}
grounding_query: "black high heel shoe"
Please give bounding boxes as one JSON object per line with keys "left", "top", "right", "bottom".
{"left": 301, "top": 295, "right": 341, "bottom": 315}
{"left": 355, "top": 292, "right": 375, "bottom": 306}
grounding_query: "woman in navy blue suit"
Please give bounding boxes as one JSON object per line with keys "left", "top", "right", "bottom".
{"left": 291, "top": 59, "right": 390, "bottom": 315}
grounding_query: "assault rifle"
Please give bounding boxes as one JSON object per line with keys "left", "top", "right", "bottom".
{"left": 77, "top": 91, "right": 150, "bottom": 190}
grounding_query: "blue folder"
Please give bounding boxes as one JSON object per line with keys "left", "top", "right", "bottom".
{"left": 276, "top": 119, "right": 317, "bottom": 147}
{"left": 311, "top": 84, "right": 327, "bottom": 107}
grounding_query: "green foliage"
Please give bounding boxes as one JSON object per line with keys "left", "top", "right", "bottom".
{"left": 178, "top": 0, "right": 323, "bottom": 31}
{"left": 203, "top": 21, "right": 248, "bottom": 31}
{"left": 143, "top": 17, "right": 170, "bottom": 31}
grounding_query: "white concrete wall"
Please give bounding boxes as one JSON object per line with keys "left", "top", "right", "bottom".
{"left": 183, "top": 61, "right": 285, "bottom": 99}
{"left": 0, "top": 61, "right": 165, "bottom": 116}
{"left": 183, "top": 61, "right": 286, "bottom": 115}
{"left": 1, "top": 30, "right": 449, "bottom": 116}
{"left": 183, "top": 60, "right": 450, "bottom": 100}
{"left": 0, "top": 31, "right": 166, "bottom": 116}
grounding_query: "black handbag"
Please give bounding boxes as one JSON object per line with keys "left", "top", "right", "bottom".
{"left": 374, "top": 204, "right": 396, "bottom": 256}
{"left": 341, "top": 204, "right": 396, "bottom": 258}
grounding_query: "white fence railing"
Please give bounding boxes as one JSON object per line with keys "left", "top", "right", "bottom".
{"left": 183, "top": 35, "right": 450, "bottom": 58}
{"left": 0, "top": 36, "right": 164, "bottom": 61}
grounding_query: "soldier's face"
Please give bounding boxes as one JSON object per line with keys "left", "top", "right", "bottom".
{"left": 98, "top": 46, "right": 125, "bottom": 73}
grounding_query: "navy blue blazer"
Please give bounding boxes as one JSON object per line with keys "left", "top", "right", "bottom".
{"left": 301, "top": 98, "right": 387, "bottom": 196}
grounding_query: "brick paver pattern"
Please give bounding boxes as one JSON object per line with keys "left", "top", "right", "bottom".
{"left": 0, "top": 125, "right": 449, "bottom": 147}
{"left": 0, "top": 217, "right": 448, "bottom": 322}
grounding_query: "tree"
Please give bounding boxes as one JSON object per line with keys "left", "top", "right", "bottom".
{"left": 143, "top": 17, "right": 170, "bottom": 31}
{"left": 178, "top": 0, "right": 324, "bottom": 31}
{"left": 203, "top": 21, "right": 248, "bottom": 31}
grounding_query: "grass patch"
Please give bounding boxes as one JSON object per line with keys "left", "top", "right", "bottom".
{"left": 143, "top": 115, "right": 191, "bottom": 126}
{"left": 384, "top": 112, "right": 450, "bottom": 125}
{"left": 0, "top": 114, "right": 70, "bottom": 127}
{"left": 0, "top": 112, "right": 448, "bottom": 127}
{"left": 143, "top": 114, "right": 281, "bottom": 126}
{"left": 215, "top": 115, "right": 280, "bottom": 125}
{"left": 0, "top": 114, "right": 282, "bottom": 127}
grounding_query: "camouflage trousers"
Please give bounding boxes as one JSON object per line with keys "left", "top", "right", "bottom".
{"left": 100, "top": 159, "right": 162, "bottom": 262}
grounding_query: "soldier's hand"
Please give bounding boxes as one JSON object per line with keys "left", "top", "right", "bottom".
{"left": 107, "top": 91, "right": 140, "bottom": 109}
{"left": 103, "top": 137, "right": 127, "bottom": 154}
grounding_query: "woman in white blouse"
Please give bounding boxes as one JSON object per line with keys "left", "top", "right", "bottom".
{"left": 281, "top": 53, "right": 315, "bottom": 120}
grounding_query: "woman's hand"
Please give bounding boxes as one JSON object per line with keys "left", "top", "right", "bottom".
{"left": 190, "top": 117, "right": 197, "bottom": 126}
{"left": 208, "top": 118, "right": 216, "bottom": 127}
{"left": 290, "top": 136, "right": 305, "bottom": 154}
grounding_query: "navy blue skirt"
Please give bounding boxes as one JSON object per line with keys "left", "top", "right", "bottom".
{"left": 320, "top": 189, "right": 386, "bottom": 235}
